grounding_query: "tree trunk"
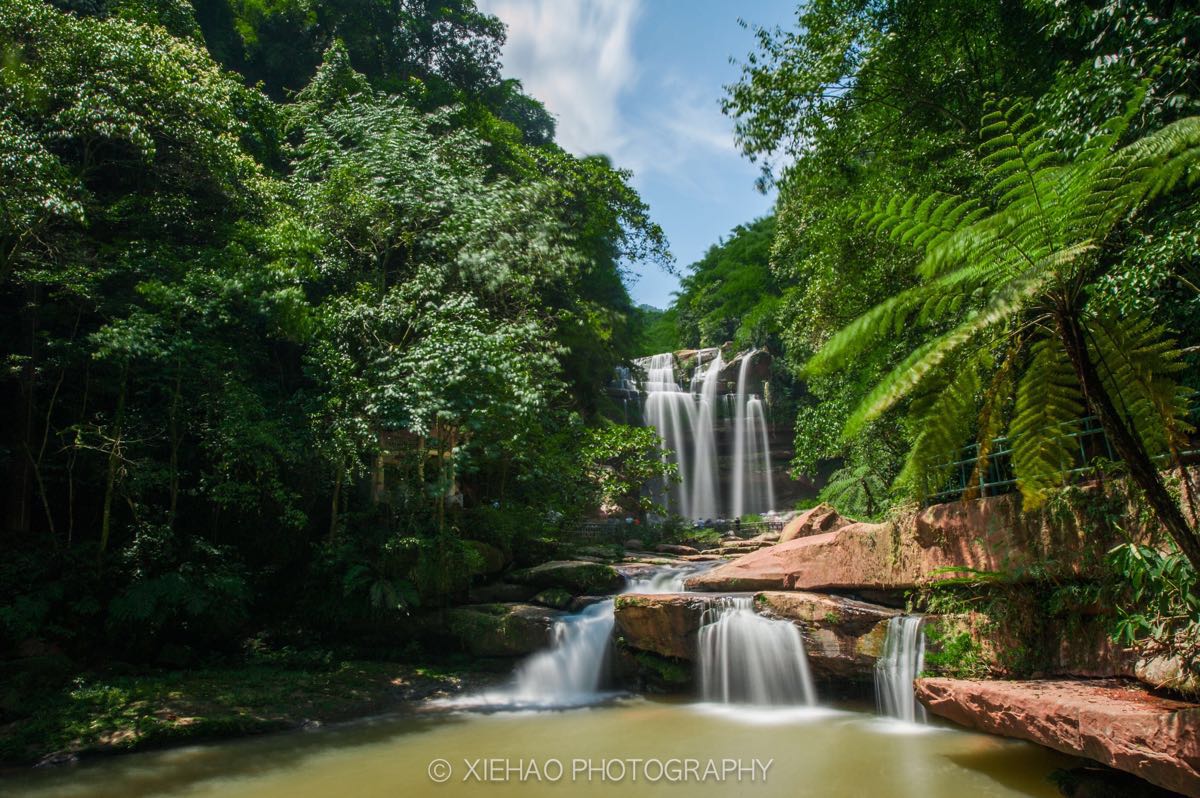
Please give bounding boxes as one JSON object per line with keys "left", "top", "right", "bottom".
{"left": 98, "top": 369, "right": 128, "bottom": 563}
{"left": 329, "top": 459, "right": 343, "bottom": 540}
{"left": 1056, "top": 310, "right": 1200, "bottom": 573}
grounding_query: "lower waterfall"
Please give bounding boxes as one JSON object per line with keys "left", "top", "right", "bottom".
{"left": 697, "top": 597, "right": 816, "bottom": 706}
{"left": 874, "top": 615, "right": 927, "bottom": 723}
{"left": 503, "top": 566, "right": 696, "bottom": 706}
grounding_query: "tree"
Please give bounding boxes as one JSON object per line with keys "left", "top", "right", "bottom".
{"left": 807, "top": 95, "right": 1200, "bottom": 570}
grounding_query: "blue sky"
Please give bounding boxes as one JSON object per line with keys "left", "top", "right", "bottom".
{"left": 476, "top": 0, "right": 797, "bottom": 309}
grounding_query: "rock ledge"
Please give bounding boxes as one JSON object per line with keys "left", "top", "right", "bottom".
{"left": 916, "top": 677, "right": 1200, "bottom": 797}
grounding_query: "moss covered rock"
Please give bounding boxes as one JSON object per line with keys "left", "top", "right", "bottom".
{"left": 532, "top": 588, "right": 574, "bottom": 610}
{"left": 509, "top": 560, "right": 623, "bottom": 593}
{"left": 439, "top": 603, "right": 561, "bottom": 657}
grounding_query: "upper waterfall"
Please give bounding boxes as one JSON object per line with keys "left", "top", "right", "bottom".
{"left": 630, "top": 348, "right": 777, "bottom": 520}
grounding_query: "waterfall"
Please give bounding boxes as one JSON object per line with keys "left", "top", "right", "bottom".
{"left": 697, "top": 597, "right": 816, "bottom": 706}
{"left": 874, "top": 616, "right": 927, "bottom": 723}
{"left": 688, "top": 351, "right": 721, "bottom": 519}
{"left": 506, "top": 567, "right": 695, "bottom": 706}
{"left": 730, "top": 351, "right": 774, "bottom": 518}
{"left": 642, "top": 353, "right": 696, "bottom": 515}
{"left": 636, "top": 347, "right": 775, "bottom": 520}
{"left": 747, "top": 396, "right": 775, "bottom": 515}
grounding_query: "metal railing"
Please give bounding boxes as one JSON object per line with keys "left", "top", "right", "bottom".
{"left": 929, "top": 413, "right": 1198, "bottom": 503}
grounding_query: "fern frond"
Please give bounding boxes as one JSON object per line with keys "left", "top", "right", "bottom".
{"left": 965, "top": 335, "right": 1022, "bottom": 500}
{"left": 1087, "top": 310, "right": 1193, "bottom": 459}
{"left": 895, "top": 352, "right": 984, "bottom": 498}
{"left": 841, "top": 268, "right": 1050, "bottom": 436}
{"left": 979, "top": 98, "right": 1058, "bottom": 212}
{"left": 1010, "top": 338, "right": 1083, "bottom": 507}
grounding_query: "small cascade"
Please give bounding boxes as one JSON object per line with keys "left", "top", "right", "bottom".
{"left": 875, "top": 615, "right": 927, "bottom": 723}
{"left": 506, "top": 566, "right": 696, "bottom": 705}
{"left": 697, "top": 597, "right": 816, "bottom": 706}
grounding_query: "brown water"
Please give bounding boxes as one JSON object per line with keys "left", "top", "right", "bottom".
{"left": 4, "top": 700, "right": 1073, "bottom": 798}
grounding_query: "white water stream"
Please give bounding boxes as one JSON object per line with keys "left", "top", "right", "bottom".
{"left": 875, "top": 615, "right": 927, "bottom": 723}
{"left": 696, "top": 596, "right": 817, "bottom": 706}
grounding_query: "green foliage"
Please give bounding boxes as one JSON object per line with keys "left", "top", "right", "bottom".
{"left": 1107, "top": 542, "right": 1200, "bottom": 669}
{"left": 0, "top": 1, "right": 668, "bottom": 663}
{"left": 818, "top": 463, "right": 888, "bottom": 520}
{"left": 921, "top": 624, "right": 990, "bottom": 679}
{"left": 671, "top": 216, "right": 780, "bottom": 351}
{"left": 808, "top": 97, "right": 1200, "bottom": 514}
{"left": 580, "top": 424, "right": 678, "bottom": 516}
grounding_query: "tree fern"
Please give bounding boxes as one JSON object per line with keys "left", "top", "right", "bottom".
{"left": 807, "top": 97, "right": 1200, "bottom": 571}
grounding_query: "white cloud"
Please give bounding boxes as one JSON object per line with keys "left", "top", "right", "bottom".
{"left": 478, "top": 0, "right": 641, "bottom": 160}
{"left": 478, "top": 0, "right": 743, "bottom": 183}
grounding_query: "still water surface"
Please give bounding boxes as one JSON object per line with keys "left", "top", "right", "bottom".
{"left": 5, "top": 699, "right": 1072, "bottom": 798}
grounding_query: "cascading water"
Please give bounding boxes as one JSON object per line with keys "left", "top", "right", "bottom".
{"left": 697, "top": 597, "right": 816, "bottom": 706}
{"left": 642, "top": 353, "right": 697, "bottom": 515}
{"left": 688, "top": 352, "right": 722, "bottom": 519}
{"left": 730, "top": 351, "right": 775, "bottom": 518}
{"left": 635, "top": 348, "right": 776, "bottom": 520}
{"left": 504, "top": 566, "right": 697, "bottom": 706}
{"left": 874, "top": 615, "right": 927, "bottom": 723}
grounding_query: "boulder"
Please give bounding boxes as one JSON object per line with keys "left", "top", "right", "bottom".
{"left": 779, "top": 503, "right": 851, "bottom": 543}
{"left": 509, "top": 560, "right": 623, "bottom": 593}
{"left": 613, "top": 590, "right": 899, "bottom": 680}
{"left": 532, "top": 587, "right": 574, "bottom": 610}
{"left": 568, "top": 595, "right": 610, "bottom": 613}
{"left": 467, "top": 582, "right": 537, "bottom": 603}
{"left": 465, "top": 541, "right": 508, "bottom": 576}
{"left": 613, "top": 594, "right": 716, "bottom": 660}
{"left": 656, "top": 543, "right": 699, "bottom": 555}
{"left": 685, "top": 493, "right": 1117, "bottom": 593}
{"left": 916, "top": 678, "right": 1200, "bottom": 797}
{"left": 623, "top": 539, "right": 645, "bottom": 550}
{"left": 440, "top": 603, "right": 561, "bottom": 657}
{"left": 755, "top": 592, "right": 899, "bottom": 680}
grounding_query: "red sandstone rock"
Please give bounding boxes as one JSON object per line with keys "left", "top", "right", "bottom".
{"left": 779, "top": 503, "right": 850, "bottom": 543}
{"left": 613, "top": 594, "right": 712, "bottom": 660}
{"left": 756, "top": 591, "right": 897, "bottom": 680}
{"left": 613, "top": 590, "right": 898, "bottom": 680}
{"left": 684, "top": 496, "right": 1108, "bottom": 593}
{"left": 916, "top": 678, "right": 1200, "bottom": 797}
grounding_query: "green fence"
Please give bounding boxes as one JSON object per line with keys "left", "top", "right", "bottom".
{"left": 930, "top": 414, "right": 1197, "bottom": 503}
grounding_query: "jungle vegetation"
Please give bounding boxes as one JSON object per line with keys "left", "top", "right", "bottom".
{"left": 0, "top": 0, "right": 671, "bottom": 662}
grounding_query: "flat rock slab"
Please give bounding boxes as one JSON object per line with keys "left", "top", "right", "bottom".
{"left": 917, "top": 678, "right": 1200, "bottom": 797}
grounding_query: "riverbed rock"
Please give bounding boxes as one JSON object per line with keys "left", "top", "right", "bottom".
{"left": 656, "top": 543, "right": 700, "bottom": 555}
{"left": 685, "top": 494, "right": 1123, "bottom": 593}
{"left": 464, "top": 541, "right": 508, "bottom": 576}
{"left": 509, "top": 560, "right": 623, "bottom": 593}
{"left": 915, "top": 678, "right": 1200, "bottom": 797}
{"left": 779, "top": 504, "right": 850, "bottom": 543}
{"left": 467, "top": 582, "right": 537, "bottom": 603}
{"left": 613, "top": 590, "right": 899, "bottom": 681}
{"left": 755, "top": 591, "right": 899, "bottom": 680}
{"left": 440, "top": 603, "right": 562, "bottom": 657}
{"left": 532, "top": 588, "right": 574, "bottom": 610}
{"left": 613, "top": 594, "right": 715, "bottom": 660}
